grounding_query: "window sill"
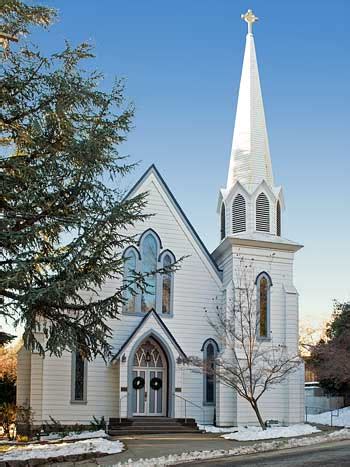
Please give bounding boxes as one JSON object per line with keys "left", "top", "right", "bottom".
{"left": 257, "top": 337, "right": 271, "bottom": 342}
{"left": 122, "top": 311, "right": 173, "bottom": 318}
{"left": 70, "top": 400, "right": 88, "bottom": 405}
{"left": 203, "top": 402, "right": 215, "bottom": 407}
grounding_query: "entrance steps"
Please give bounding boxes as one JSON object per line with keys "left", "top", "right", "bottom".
{"left": 108, "top": 416, "right": 202, "bottom": 436}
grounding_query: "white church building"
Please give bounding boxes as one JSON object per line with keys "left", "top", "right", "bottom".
{"left": 17, "top": 11, "right": 304, "bottom": 428}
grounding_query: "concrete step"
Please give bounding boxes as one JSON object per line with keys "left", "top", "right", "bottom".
{"left": 108, "top": 416, "right": 200, "bottom": 435}
{"left": 109, "top": 428, "right": 202, "bottom": 436}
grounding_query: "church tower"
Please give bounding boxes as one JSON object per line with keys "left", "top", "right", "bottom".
{"left": 212, "top": 10, "right": 304, "bottom": 427}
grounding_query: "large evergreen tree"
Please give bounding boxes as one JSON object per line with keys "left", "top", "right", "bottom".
{"left": 0, "top": 1, "right": 150, "bottom": 359}
{"left": 310, "top": 301, "right": 350, "bottom": 400}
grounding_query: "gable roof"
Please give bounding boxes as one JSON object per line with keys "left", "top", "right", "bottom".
{"left": 112, "top": 309, "right": 187, "bottom": 361}
{"left": 125, "top": 164, "right": 222, "bottom": 280}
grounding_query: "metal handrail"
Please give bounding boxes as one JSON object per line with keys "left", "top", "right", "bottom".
{"left": 173, "top": 393, "right": 206, "bottom": 424}
{"left": 119, "top": 394, "right": 128, "bottom": 423}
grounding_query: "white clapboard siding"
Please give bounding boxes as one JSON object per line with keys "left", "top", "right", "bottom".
{"left": 17, "top": 166, "right": 303, "bottom": 427}
{"left": 16, "top": 346, "right": 31, "bottom": 407}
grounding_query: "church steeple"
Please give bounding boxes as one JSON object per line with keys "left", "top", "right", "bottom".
{"left": 226, "top": 10, "right": 274, "bottom": 191}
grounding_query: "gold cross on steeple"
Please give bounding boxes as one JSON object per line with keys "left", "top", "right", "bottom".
{"left": 241, "top": 9, "right": 258, "bottom": 34}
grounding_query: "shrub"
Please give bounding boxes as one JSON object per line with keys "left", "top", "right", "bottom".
{"left": 90, "top": 415, "right": 106, "bottom": 431}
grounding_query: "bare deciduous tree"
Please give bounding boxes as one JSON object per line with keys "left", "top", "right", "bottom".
{"left": 193, "top": 257, "right": 301, "bottom": 429}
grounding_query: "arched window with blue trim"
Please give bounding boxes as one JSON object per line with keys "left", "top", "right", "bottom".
{"left": 202, "top": 339, "right": 218, "bottom": 405}
{"left": 160, "top": 251, "right": 175, "bottom": 314}
{"left": 123, "top": 248, "right": 138, "bottom": 313}
{"left": 123, "top": 230, "right": 176, "bottom": 315}
{"left": 256, "top": 272, "right": 272, "bottom": 339}
{"left": 141, "top": 233, "right": 159, "bottom": 313}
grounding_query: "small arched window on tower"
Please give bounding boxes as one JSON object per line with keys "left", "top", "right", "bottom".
{"left": 220, "top": 203, "right": 226, "bottom": 240}
{"left": 256, "top": 193, "right": 270, "bottom": 232}
{"left": 232, "top": 194, "right": 246, "bottom": 233}
{"left": 256, "top": 272, "right": 272, "bottom": 339}
{"left": 276, "top": 200, "right": 281, "bottom": 236}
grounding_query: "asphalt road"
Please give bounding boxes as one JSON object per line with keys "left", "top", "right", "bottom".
{"left": 177, "top": 439, "right": 350, "bottom": 466}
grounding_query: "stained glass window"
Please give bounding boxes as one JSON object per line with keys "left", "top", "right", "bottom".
{"left": 162, "top": 254, "right": 172, "bottom": 314}
{"left": 257, "top": 274, "right": 271, "bottom": 339}
{"left": 133, "top": 340, "right": 164, "bottom": 368}
{"left": 141, "top": 234, "right": 158, "bottom": 312}
{"left": 74, "top": 352, "right": 86, "bottom": 401}
{"left": 204, "top": 341, "right": 216, "bottom": 404}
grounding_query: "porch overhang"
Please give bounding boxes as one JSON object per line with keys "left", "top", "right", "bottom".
{"left": 111, "top": 309, "right": 188, "bottom": 363}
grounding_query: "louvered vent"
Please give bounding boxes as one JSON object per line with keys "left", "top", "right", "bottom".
{"left": 220, "top": 203, "right": 226, "bottom": 240}
{"left": 256, "top": 193, "right": 270, "bottom": 232}
{"left": 276, "top": 200, "right": 281, "bottom": 236}
{"left": 232, "top": 194, "right": 246, "bottom": 233}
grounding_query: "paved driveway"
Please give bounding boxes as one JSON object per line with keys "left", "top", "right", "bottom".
{"left": 176, "top": 439, "right": 350, "bottom": 466}
{"left": 47, "top": 429, "right": 339, "bottom": 466}
{"left": 100, "top": 433, "right": 243, "bottom": 465}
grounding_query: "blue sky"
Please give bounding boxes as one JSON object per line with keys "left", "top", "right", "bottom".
{"left": 2, "top": 1, "right": 350, "bottom": 333}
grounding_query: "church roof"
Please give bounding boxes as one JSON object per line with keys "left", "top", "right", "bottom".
{"left": 112, "top": 309, "right": 188, "bottom": 361}
{"left": 227, "top": 11, "right": 274, "bottom": 191}
{"left": 125, "top": 164, "right": 222, "bottom": 279}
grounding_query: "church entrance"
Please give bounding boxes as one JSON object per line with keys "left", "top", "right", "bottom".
{"left": 131, "top": 338, "right": 167, "bottom": 416}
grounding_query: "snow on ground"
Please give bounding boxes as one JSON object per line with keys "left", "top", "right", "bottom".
{"left": 43, "top": 429, "right": 108, "bottom": 441}
{"left": 222, "top": 424, "right": 320, "bottom": 441}
{"left": 0, "top": 438, "right": 124, "bottom": 462}
{"left": 198, "top": 425, "right": 237, "bottom": 433}
{"left": 308, "top": 406, "right": 350, "bottom": 427}
{"left": 113, "top": 429, "right": 350, "bottom": 466}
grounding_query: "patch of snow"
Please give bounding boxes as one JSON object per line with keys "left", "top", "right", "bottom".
{"left": 0, "top": 438, "right": 123, "bottom": 462}
{"left": 198, "top": 425, "right": 238, "bottom": 433}
{"left": 43, "top": 429, "right": 108, "bottom": 441}
{"left": 307, "top": 406, "right": 350, "bottom": 427}
{"left": 112, "top": 429, "right": 350, "bottom": 466}
{"left": 222, "top": 424, "right": 320, "bottom": 441}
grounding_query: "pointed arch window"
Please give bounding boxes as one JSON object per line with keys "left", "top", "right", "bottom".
{"left": 141, "top": 233, "right": 159, "bottom": 313}
{"left": 123, "top": 248, "right": 138, "bottom": 313}
{"left": 276, "top": 200, "right": 281, "bottom": 236}
{"left": 123, "top": 230, "right": 176, "bottom": 316}
{"left": 256, "top": 193, "right": 270, "bottom": 232}
{"left": 160, "top": 252, "right": 175, "bottom": 314}
{"left": 256, "top": 272, "right": 272, "bottom": 339}
{"left": 202, "top": 339, "right": 218, "bottom": 405}
{"left": 220, "top": 203, "right": 226, "bottom": 240}
{"left": 232, "top": 194, "right": 246, "bottom": 233}
{"left": 71, "top": 351, "right": 87, "bottom": 403}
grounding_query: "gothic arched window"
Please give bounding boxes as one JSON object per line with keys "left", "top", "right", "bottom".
{"left": 256, "top": 193, "right": 270, "bottom": 232}
{"left": 220, "top": 203, "right": 226, "bottom": 240}
{"left": 141, "top": 233, "right": 159, "bottom": 313}
{"left": 160, "top": 252, "right": 175, "bottom": 314}
{"left": 123, "top": 230, "right": 175, "bottom": 315}
{"left": 202, "top": 339, "right": 218, "bottom": 405}
{"left": 256, "top": 272, "right": 272, "bottom": 339}
{"left": 276, "top": 200, "right": 281, "bottom": 236}
{"left": 123, "top": 248, "right": 138, "bottom": 313}
{"left": 232, "top": 194, "right": 246, "bottom": 233}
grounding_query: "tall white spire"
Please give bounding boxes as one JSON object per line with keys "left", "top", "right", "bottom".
{"left": 226, "top": 10, "right": 274, "bottom": 191}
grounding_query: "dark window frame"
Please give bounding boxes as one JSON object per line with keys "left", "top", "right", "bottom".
{"left": 71, "top": 351, "right": 88, "bottom": 404}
